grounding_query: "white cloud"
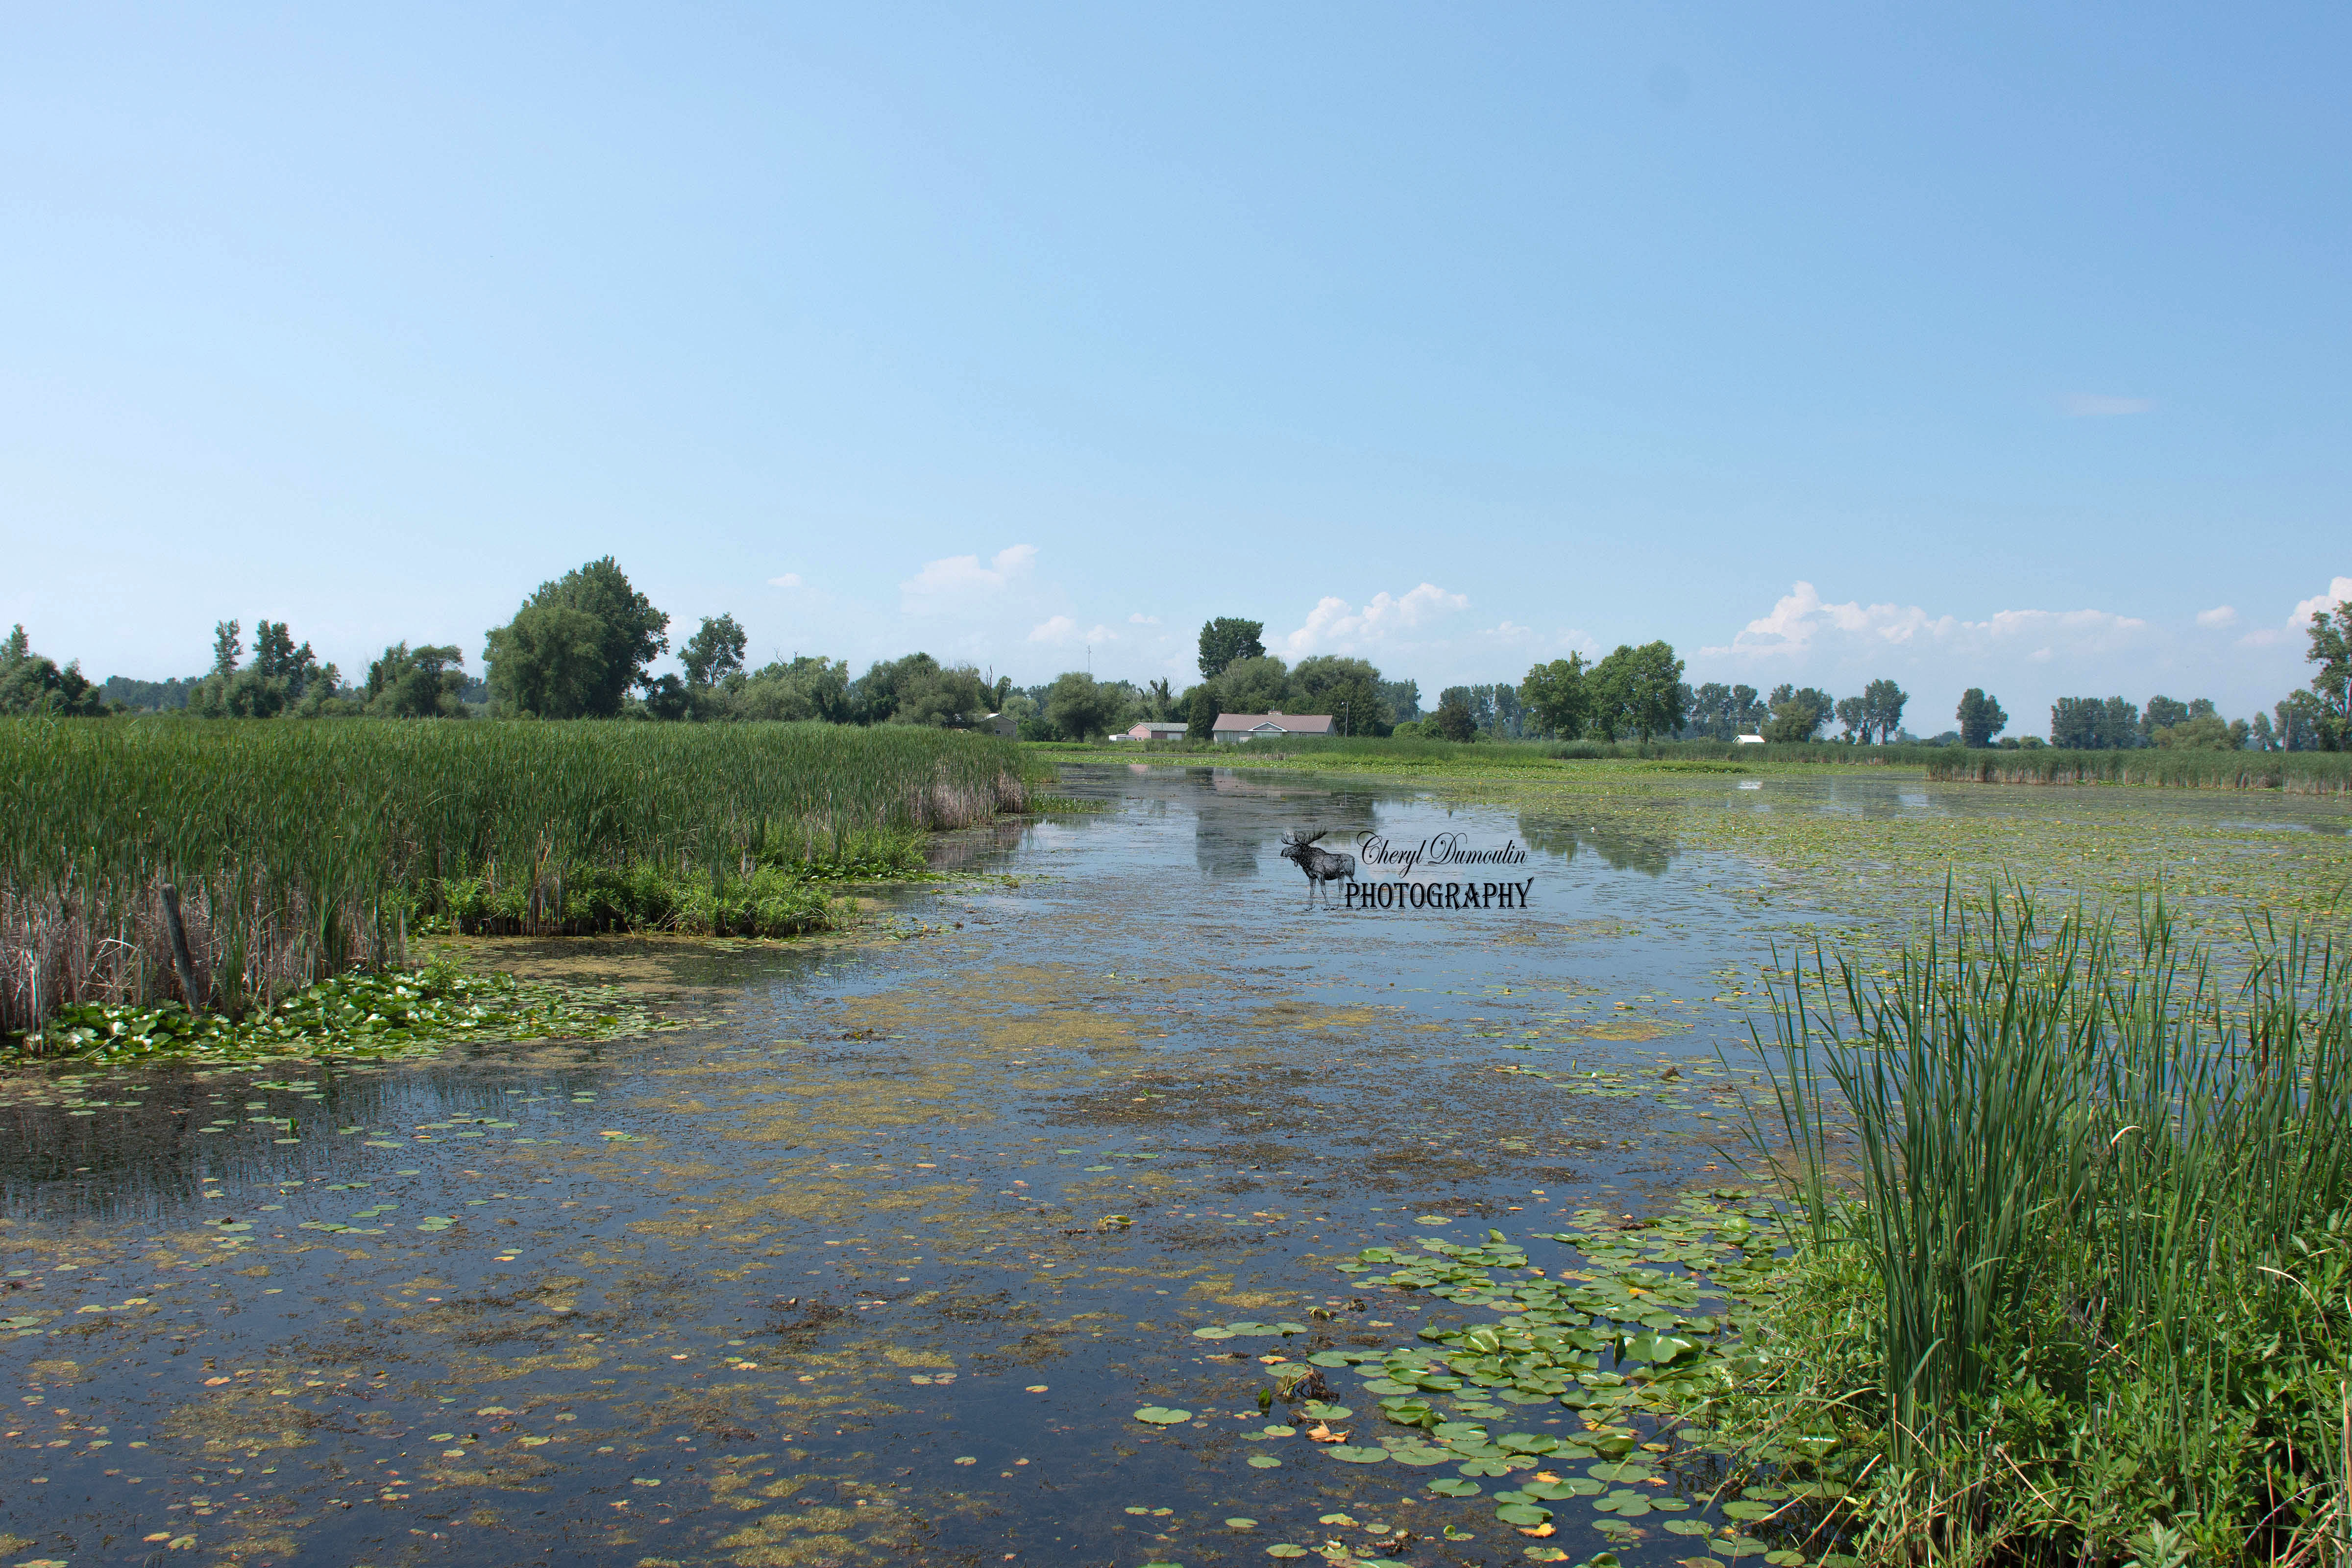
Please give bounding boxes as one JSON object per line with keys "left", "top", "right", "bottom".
{"left": 766, "top": 573, "right": 803, "bottom": 589}
{"left": 2064, "top": 394, "right": 2155, "bottom": 417}
{"left": 2195, "top": 605, "right": 2236, "bottom": 629}
{"left": 1278, "top": 583, "right": 1470, "bottom": 657}
{"left": 898, "top": 543, "right": 1037, "bottom": 609}
{"left": 1027, "top": 617, "right": 1119, "bottom": 647}
{"left": 2249, "top": 575, "right": 2352, "bottom": 646}
{"left": 2289, "top": 576, "right": 2352, "bottom": 628}
{"left": 1703, "top": 581, "right": 2148, "bottom": 663}
{"left": 1128, "top": 612, "right": 1160, "bottom": 625}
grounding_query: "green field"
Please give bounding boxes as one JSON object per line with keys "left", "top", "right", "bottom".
{"left": 1035, "top": 733, "right": 2352, "bottom": 792}
{"left": 0, "top": 718, "right": 1026, "bottom": 1039}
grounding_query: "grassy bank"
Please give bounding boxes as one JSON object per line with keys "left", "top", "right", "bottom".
{"left": 1701, "top": 892, "right": 2352, "bottom": 1564}
{"left": 1928, "top": 748, "right": 2352, "bottom": 793}
{"left": 1036, "top": 734, "right": 2352, "bottom": 792}
{"left": 0, "top": 718, "right": 1026, "bottom": 1038}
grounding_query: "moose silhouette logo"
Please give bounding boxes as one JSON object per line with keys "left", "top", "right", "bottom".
{"left": 1277, "top": 829, "right": 1357, "bottom": 906}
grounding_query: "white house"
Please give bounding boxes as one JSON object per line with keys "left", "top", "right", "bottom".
{"left": 1212, "top": 711, "right": 1337, "bottom": 744}
{"left": 1112, "top": 721, "right": 1190, "bottom": 742}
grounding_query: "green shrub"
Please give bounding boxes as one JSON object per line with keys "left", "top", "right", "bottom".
{"left": 1706, "top": 891, "right": 2352, "bottom": 1564}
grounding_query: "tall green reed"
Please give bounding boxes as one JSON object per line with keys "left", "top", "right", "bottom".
{"left": 1744, "top": 888, "right": 2352, "bottom": 1558}
{"left": 0, "top": 717, "right": 1026, "bottom": 1035}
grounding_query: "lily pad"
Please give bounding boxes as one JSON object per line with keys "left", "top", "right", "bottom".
{"left": 1493, "top": 1503, "right": 1553, "bottom": 1526}
{"left": 1133, "top": 1406, "right": 1193, "bottom": 1425}
{"left": 1266, "top": 1547, "right": 1308, "bottom": 1558}
{"left": 1325, "top": 1446, "right": 1388, "bottom": 1464}
{"left": 1427, "top": 1478, "right": 1482, "bottom": 1497}
{"left": 1246, "top": 1455, "right": 1282, "bottom": 1469}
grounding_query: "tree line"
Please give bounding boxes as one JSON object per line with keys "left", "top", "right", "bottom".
{"left": 14, "top": 563, "right": 2345, "bottom": 754}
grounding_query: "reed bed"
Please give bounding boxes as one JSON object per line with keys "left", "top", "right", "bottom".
{"left": 0, "top": 717, "right": 1025, "bottom": 1036}
{"left": 1926, "top": 748, "right": 2352, "bottom": 793}
{"left": 1719, "top": 892, "right": 2352, "bottom": 1564}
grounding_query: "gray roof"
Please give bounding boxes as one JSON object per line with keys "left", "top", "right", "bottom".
{"left": 1212, "top": 712, "right": 1336, "bottom": 734}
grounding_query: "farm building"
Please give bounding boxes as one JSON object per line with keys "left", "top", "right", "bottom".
{"left": 1112, "top": 721, "right": 1190, "bottom": 742}
{"left": 1212, "top": 712, "right": 1336, "bottom": 744}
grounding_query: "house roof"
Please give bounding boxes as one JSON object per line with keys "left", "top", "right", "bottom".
{"left": 1212, "top": 712, "right": 1336, "bottom": 734}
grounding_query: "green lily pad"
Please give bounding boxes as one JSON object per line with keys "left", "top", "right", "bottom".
{"left": 1193, "top": 1327, "right": 1236, "bottom": 1340}
{"left": 1246, "top": 1456, "right": 1282, "bottom": 1469}
{"left": 1325, "top": 1446, "right": 1388, "bottom": 1464}
{"left": 1388, "top": 1447, "right": 1450, "bottom": 1466}
{"left": 1298, "top": 1402, "right": 1353, "bottom": 1420}
{"left": 1493, "top": 1503, "right": 1553, "bottom": 1526}
{"left": 1224, "top": 1519, "right": 1256, "bottom": 1529}
{"left": 1663, "top": 1519, "right": 1713, "bottom": 1536}
{"left": 1133, "top": 1406, "right": 1193, "bottom": 1425}
{"left": 1359, "top": 1379, "right": 1418, "bottom": 1396}
{"left": 1265, "top": 1547, "right": 1308, "bottom": 1558}
{"left": 1721, "top": 1500, "right": 1776, "bottom": 1521}
{"left": 1427, "top": 1477, "right": 1482, "bottom": 1496}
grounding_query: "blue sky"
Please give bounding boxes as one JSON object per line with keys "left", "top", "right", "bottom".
{"left": 3, "top": 4, "right": 2347, "bottom": 731}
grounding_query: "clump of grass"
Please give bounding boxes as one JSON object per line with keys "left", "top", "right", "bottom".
{"left": 1928, "top": 749, "right": 2352, "bottom": 794}
{"left": 19, "top": 962, "right": 677, "bottom": 1064}
{"left": 1701, "top": 890, "right": 2352, "bottom": 1564}
{"left": 0, "top": 717, "right": 1023, "bottom": 1036}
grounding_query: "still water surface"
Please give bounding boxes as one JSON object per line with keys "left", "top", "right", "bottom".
{"left": 0, "top": 765, "right": 2335, "bottom": 1568}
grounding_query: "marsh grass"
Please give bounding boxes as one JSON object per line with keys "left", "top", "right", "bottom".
{"left": 0, "top": 717, "right": 1025, "bottom": 1036}
{"left": 1709, "top": 890, "right": 2352, "bottom": 1564}
{"left": 1929, "top": 751, "right": 2352, "bottom": 794}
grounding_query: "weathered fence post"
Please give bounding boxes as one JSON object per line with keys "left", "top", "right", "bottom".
{"left": 159, "top": 882, "right": 206, "bottom": 1012}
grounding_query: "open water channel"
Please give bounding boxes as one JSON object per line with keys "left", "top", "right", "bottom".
{"left": 0, "top": 763, "right": 2343, "bottom": 1568}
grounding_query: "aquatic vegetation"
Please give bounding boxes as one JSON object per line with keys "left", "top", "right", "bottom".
{"left": 1929, "top": 748, "right": 2352, "bottom": 794}
{"left": 1705, "top": 892, "right": 2352, "bottom": 1565}
{"left": 15, "top": 962, "right": 678, "bottom": 1064}
{"left": 0, "top": 717, "right": 1025, "bottom": 1036}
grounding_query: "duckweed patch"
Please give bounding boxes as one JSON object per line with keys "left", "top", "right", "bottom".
{"left": 12, "top": 962, "right": 682, "bottom": 1065}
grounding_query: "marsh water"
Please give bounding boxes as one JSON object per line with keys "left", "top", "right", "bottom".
{"left": 2, "top": 763, "right": 2346, "bottom": 1568}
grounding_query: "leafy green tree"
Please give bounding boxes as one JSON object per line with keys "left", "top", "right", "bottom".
{"left": 1144, "top": 677, "right": 1175, "bottom": 721}
{"left": 1043, "top": 671, "right": 1121, "bottom": 739}
{"left": 0, "top": 625, "right": 106, "bottom": 716}
{"left": 681, "top": 614, "right": 747, "bottom": 690}
{"left": 845, "top": 653, "right": 993, "bottom": 726}
{"left": 1183, "top": 684, "right": 1217, "bottom": 740}
{"left": 2305, "top": 599, "right": 2351, "bottom": 750}
{"left": 484, "top": 604, "right": 608, "bottom": 718}
{"left": 2152, "top": 714, "right": 2238, "bottom": 750}
{"left": 1292, "top": 655, "right": 1386, "bottom": 736}
{"left": 1764, "top": 684, "right": 1834, "bottom": 742}
{"left": 211, "top": 619, "right": 242, "bottom": 679}
{"left": 1834, "top": 694, "right": 1867, "bottom": 742}
{"left": 1521, "top": 656, "right": 1592, "bottom": 739}
{"left": 1957, "top": 687, "right": 2009, "bottom": 747}
{"left": 485, "top": 557, "right": 669, "bottom": 718}
{"left": 1861, "top": 678, "right": 1908, "bottom": 743}
{"left": 1197, "top": 617, "right": 1267, "bottom": 681}
{"left": 366, "top": 643, "right": 469, "bottom": 718}
{"left": 731, "top": 656, "right": 852, "bottom": 723}
{"left": 2278, "top": 691, "right": 2326, "bottom": 751}
{"left": 892, "top": 662, "right": 993, "bottom": 727}
{"left": 1377, "top": 678, "right": 1422, "bottom": 725}
{"left": 2141, "top": 695, "right": 2192, "bottom": 741}
{"left": 2249, "top": 711, "right": 2278, "bottom": 751}
{"left": 1431, "top": 689, "right": 1476, "bottom": 742}
{"left": 1216, "top": 655, "right": 1293, "bottom": 714}
{"left": 1588, "top": 641, "right": 1687, "bottom": 743}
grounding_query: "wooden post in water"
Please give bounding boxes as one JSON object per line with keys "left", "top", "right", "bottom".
{"left": 159, "top": 882, "right": 205, "bottom": 1012}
